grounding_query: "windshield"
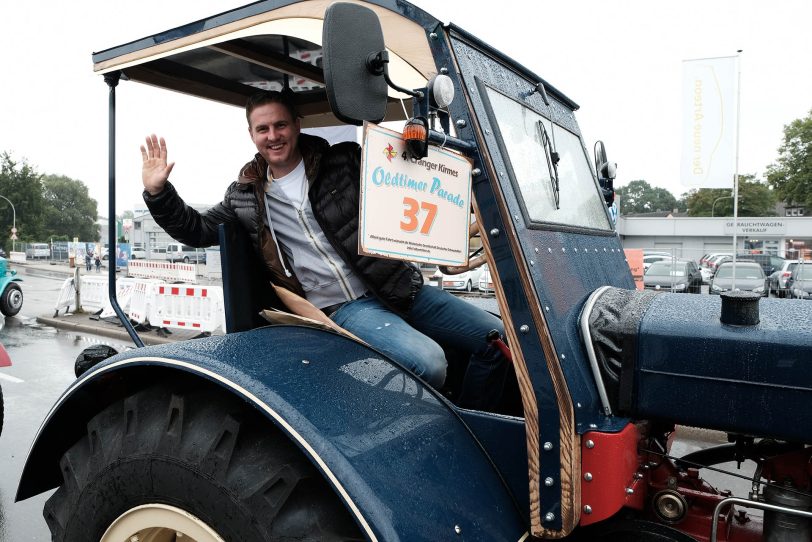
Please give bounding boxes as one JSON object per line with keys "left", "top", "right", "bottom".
{"left": 483, "top": 87, "right": 611, "bottom": 230}
{"left": 647, "top": 261, "right": 687, "bottom": 276}
{"left": 716, "top": 264, "right": 763, "bottom": 279}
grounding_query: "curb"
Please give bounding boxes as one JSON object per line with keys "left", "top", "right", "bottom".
{"left": 36, "top": 316, "right": 177, "bottom": 346}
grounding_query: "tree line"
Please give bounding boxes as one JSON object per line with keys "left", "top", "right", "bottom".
{"left": 0, "top": 152, "right": 99, "bottom": 252}
{"left": 617, "top": 109, "right": 811, "bottom": 216}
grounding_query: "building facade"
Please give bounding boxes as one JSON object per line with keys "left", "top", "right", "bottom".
{"left": 617, "top": 215, "right": 812, "bottom": 261}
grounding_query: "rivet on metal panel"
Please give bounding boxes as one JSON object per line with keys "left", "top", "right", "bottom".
{"left": 544, "top": 512, "right": 555, "bottom": 522}
{"left": 440, "top": 67, "right": 448, "bottom": 74}
{"left": 574, "top": 247, "right": 578, "bottom": 252}
{"left": 585, "top": 439, "right": 595, "bottom": 449}
{"left": 499, "top": 171, "right": 505, "bottom": 177}
{"left": 560, "top": 354, "right": 566, "bottom": 360}
{"left": 634, "top": 472, "right": 644, "bottom": 480}
{"left": 430, "top": 32, "right": 438, "bottom": 39}
{"left": 576, "top": 402, "right": 582, "bottom": 408}
{"left": 583, "top": 505, "right": 593, "bottom": 514}
{"left": 544, "top": 306, "right": 550, "bottom": 312}
{"left": 562, "top": 248, "right": 566, "bottom": 252}
{"left": 543, "top": 441, "right": 554, "bottom": 451}
{"left": 595, "top": 248, "right": 599, "bottom": 252}
{"left": 485, "top": 128, "right": 491, "bottom": 135}
{"left": 520, "top": 324, "right": 529, "bottom": 334}
{"left": 470, "top": 87, "right": 476, "bottom": 93}
{"left": 584, "top": 472, "right": 593, "bottom": 481}
{"left": 456, "top": 119, "right": 467, "bottom": 128}
{"left": 454, "top": 525, "right": 462, "bottom": 535}
{"left": 544, "top": 477, "right": 554, "bottom": 487}
{"left": 302, "top": 359, "right": 311, "bottom": 365}
{"left": 604, "top": 248, "right": 607, "bottom": 252}
{"left": 530, "top": 260, "right": 534, "bottom": 266}
{"left": 472, "top": 168, "right": 481, "bottom": 176}
{"left": 589, "top": 423, "right": 598, "bottom": 429}
{"left": 489, "top": 228, "right": 500, "bottom": 237}
{"left": 534, "top": 247, "right": 539, "bottom": 253}
{"left": 626, "top": 488, "right": 635, "bottom": 495}
{"left": 547, "top": 247, "right": 552, "bottom": 253}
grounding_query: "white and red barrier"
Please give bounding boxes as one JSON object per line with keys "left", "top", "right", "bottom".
{"left": 9, "top": 252, "right": 26, "bottom": 263}
{"left": 79, "top": 276, "right": 110, "bottom": 311}
{"left": 54, "top": 277, "right": 76, "bottom": 315}
{"left": 57, "top": 274, "right": 225, "bottom": 334}
{"left": 127, "top": 260, "right": 197, "bottom": 284}
{"left": 149, "top": 285, "right": 225, "bottom": 333}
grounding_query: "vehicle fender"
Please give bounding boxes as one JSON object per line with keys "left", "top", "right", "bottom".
{"left": 18, "top": 325, "right": 528, "bottom": 542}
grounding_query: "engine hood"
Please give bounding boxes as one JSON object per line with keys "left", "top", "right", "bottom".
{"left": 587, "top": 287, "right": 812, "bottom": 443}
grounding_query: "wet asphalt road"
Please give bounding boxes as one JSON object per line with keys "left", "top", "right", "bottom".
{"left": 0, "top": 273, "right": 134, "bottom": 541}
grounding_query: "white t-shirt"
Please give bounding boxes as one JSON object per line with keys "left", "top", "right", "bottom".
{"left": 267, "top": 159, "right": 307, "bottom": 208}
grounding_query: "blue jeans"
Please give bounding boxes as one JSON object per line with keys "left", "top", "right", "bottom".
{"left": 331, "top": 285, "right": 510, "bottom": 410}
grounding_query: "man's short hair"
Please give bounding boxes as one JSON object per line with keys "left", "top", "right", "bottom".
{"left": 245, "top": 90, "right": 300, "bottom": 125}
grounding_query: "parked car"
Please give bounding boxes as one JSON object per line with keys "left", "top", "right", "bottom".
{"left": 642, "top": 253, "right": 674, "bottom": 272}
{"left": 643, "top": 259, "right": 702, "bottom": 293}
{"left": 24, "top": 243, "right": 50, "bottom": 259}
{"left": 478, "top": 264, "right": 494, "bottom": 293}
{"left": 767, "top": 259, "right": 800, "bottom": 298}
{"left": 709, "top": 261, "right": 768, "bottom": 296}
{"left": 736, "top": 252, "right": 785, "bottom": 277}
{"left": 166, "top": 242, "right": 206, "bottom": 264}
{"left": 786, "top": 263, "right": 812, "bottom": 299}
{"left": 431, "top": 265, "right": 484, "bottom": 292}
{"left": 130, "top": 247, "right": 147, "bottom": 259}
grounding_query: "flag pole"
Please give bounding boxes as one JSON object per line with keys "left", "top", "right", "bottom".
{"left": 731, "top": 50, "right": 742, "bottom": 289}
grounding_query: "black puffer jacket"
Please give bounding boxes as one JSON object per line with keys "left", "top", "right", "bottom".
{"left": 143, "top": 133, "right": 423, "bottom": 313}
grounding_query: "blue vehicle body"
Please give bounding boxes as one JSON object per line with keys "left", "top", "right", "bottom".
{"left": 19, "top": 326, "right": 529, "bottom": 541}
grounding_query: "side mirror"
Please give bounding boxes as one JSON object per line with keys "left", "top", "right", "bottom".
{"left": 594, "top": 140, "right": 616, "bottom": 207}
{"left": 322, "top": 2, "right": 388, "bottom": 125}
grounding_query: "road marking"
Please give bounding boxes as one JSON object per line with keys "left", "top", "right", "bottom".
{"left": 0, "top": 373, "right": 24, "bottom": 383}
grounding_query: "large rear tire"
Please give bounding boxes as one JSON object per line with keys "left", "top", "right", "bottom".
{"left": 44, "top": 382, "right": 364, "bottom": 542}
{"left": 0, "top": 283, "right": 23, "bottom": 317}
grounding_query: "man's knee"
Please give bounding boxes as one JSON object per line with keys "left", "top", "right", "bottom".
{"left": 410, "top": 340, "right": 447, "bottom": 389}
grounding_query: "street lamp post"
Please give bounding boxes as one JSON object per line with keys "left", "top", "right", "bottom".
{"left": 0, "top": 195, "right": 17, "bottom": 252}
{"left": 711, "top": 194, "right": 735, "bottom": 217}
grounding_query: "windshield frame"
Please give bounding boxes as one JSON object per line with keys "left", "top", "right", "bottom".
{"left": 477, "top": 80, "right": 614, "bottom": 235}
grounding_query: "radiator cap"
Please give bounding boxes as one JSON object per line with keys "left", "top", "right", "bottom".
{"left": 720, "top": 291, "right": 760, "bottom": 326}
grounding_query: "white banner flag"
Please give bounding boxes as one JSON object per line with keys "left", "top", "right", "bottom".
{"left": 680, "top": 56, "right": 738, "bottom": 189}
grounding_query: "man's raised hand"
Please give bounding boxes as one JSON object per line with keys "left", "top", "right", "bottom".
{"left": 140, "top": 134, "right": 175, "bottom": 195}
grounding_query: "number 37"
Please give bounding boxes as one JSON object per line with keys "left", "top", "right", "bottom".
{"left": 400, "top": 197, "right": 438, "bottom": 234}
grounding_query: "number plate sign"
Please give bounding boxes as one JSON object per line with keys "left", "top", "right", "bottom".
{"left": 359, "top": 123, "right": 473, "bottom": 266}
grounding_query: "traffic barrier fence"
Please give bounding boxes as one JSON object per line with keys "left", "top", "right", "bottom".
{"left": 9, "top": 252, "right": 26, "bottom": 263}
{"left": 149, "top": 284, "right": 225, "bottom": 333}
{"left": 127, "top": 260, "right": 197, "bottom": 283}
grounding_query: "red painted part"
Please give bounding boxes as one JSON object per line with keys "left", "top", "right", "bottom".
{"left": 761, "top": 448, "right": 812, "bottom": 491}
{"left": 0, "top": 341, "right": 11, "bottom": 367}
{"left": 641, "top": 445, "right": 763, "bottom": 542}
{"left": 580, "top": 423, "right": 644, "bottom": 526}
{"left": 488, "top": 337, "right": 512, "bottom": 363}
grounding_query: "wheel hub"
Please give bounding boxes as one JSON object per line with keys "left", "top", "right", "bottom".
{"left": 101, "top": 503, "right": 225, "bottom": 542}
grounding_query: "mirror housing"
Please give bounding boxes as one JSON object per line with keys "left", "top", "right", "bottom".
{"left": 322, "top": 2, "right": 388, "bottom": 125}
{"left": 594, "top": 140, "right": 616, "bottom": 207}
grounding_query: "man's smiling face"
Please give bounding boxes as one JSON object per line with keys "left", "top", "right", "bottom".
{"left": 248, "top": 101, "right": 302, "bottom": 179}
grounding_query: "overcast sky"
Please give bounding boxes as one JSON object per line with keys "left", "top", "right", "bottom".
{"left": 1, "top": 0, "right": 810, "bottom": 218}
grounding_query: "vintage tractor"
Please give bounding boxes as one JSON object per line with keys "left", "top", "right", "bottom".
{"left": 16, "top": 1, "right": 811, "bottom": 541}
